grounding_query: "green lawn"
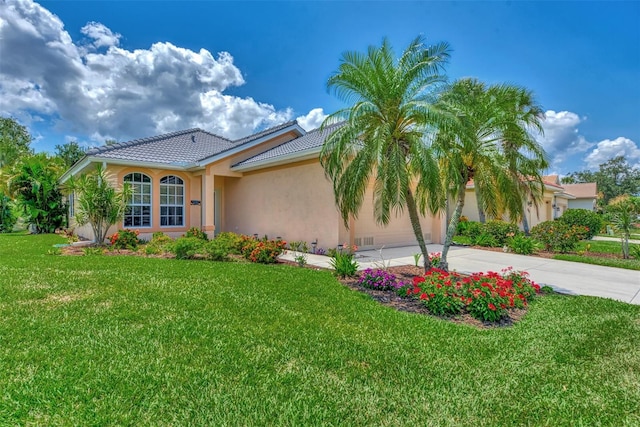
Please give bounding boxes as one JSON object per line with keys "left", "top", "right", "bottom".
{"left": 1, "top": 234, "right": 639, "bottom": 425}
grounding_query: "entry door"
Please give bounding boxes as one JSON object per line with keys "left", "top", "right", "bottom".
{"left": 213, "top": 190, "right": 221, "bottom": 236}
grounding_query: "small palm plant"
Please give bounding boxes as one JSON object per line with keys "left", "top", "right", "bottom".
{"left": 606, "top": 195, "right": 640, "bottom": 259}
{"left": 65, "top": 165, "right": 132, "bottom": 245}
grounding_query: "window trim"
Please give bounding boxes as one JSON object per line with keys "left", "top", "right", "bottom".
{"left": 68, "top": 192, "right": 75, "bottom": 218}
{"left": 123, "top": 172, "right": 153, "bottom": 228}
{"left": 159, "top": 175, "right": 185, "bottom": 228}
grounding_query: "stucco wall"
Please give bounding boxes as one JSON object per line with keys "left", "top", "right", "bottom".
{"left": 224, "top": 160, "right": 341, "bottom": 250}
{"left": 69, "top": 164, "right": 202, "bottom": 242}
{"left": 352, "top": 185, "right": 441, "bottom": 247}
{"left": 568, "top": 199, "right": 596, "bottom": 210}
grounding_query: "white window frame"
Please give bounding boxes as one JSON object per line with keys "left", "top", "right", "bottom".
{"left": 159, "top": 175, "right": 185, "bottom": 227}
{"left": 68, "top": 192, "right": 75, "bottom": 218}
{"left": 123, "top": 173, "right": 152, "bottom": 228}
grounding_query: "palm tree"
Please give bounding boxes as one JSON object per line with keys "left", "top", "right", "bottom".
{"left": 320, "top": 36, "right": 450, "bottom": 271}
{"left": 606, "top": 195, "right": 640, "bottom": 259}
{"left": 434, "top": 78, "right": 547, "bottom": 270}
{"left": 65, "top": 164, "right": 132, "bottom": 245}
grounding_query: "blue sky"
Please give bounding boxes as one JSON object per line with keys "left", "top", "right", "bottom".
{"left": 1, "top": 0, "right": 639, "bottom": 174}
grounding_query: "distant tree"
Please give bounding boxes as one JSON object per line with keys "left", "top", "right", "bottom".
{"left": 605, "top": 195, "right": 640, "bottom": 259}
{"left": 0, "top": 117, "right": 33, "bottom": 169}
{"left": 55, "top": 141, "right": 86, "bottom": 169}
{"left": 0, "top": 192, "right": 16, "bottom": 233}
{"left": 9, "top": 154, "right": 66, "bottom": 233}
{"left": 65, "top": 165, "right": 132, "bottom": 244}
{"left": 562, "top": 156, "right": 640, "bottom": 206}
{"left": 105, "top": 139, "right": 118, "bottom": 146}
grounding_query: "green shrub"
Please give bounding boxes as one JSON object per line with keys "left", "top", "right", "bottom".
{"left": 473, "top": 232, "right": 498, "bottom": 248}
{"left": 459, "top": 221, "right": 483, "bottom": 239}
{"left": 184, "top": 227, "right": 208, "bottom": 241}
{"left": 507, "top": 234, "right": 540, "bottom": 255}
{"left": 0, "top": 193, "right": 16, "bottom": 233}
{"left": 483, "top": 220, "right": 520, "bottom": 246}
{"left": 456, "top": 216, "right": 469, "bottom": 235}
{"left": 144, "top": 232, "right": 173, "bottom": 255}
{"left": 558, "top": 209, "right": 603, "bottom": 240}
{"left": 170, "top": 237, "right": 204, "bottom": 260}
{"left": 109, "top": 229, "right": 140, "bottom": 250}
{"left": 530, "top": 221, "right": 588, "bottom": 253}
{"left": 214, "top": 232, "right": 244, "bottom": 254}
{"left": 204, "top": 238, "right": 233, "bottom": 261}
{"left": 329, "top": 251, "right": 359, "bottom": 278}
{"left": 239, "top": 236, "right": 286, "bottom": 264}
{"left": 630, "top": 245, "right": 640, "bottom": 260}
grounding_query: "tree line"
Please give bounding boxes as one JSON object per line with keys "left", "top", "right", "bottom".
{"left": 0, "top": 117, "right": 87, "bottom": 233}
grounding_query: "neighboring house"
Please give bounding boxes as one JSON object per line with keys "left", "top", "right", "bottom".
{"left": 562, "top": 182, "right": 598, "bottom": 210}
{"left": 61, "top": 121, "right": 444, "bottom": 249}
{"left": 459, "top": 175, "right": 578, "bottom": 228}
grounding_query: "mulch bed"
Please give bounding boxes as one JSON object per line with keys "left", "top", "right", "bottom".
{"left": 338, "top": 265, "right": 528, "bottom": 329}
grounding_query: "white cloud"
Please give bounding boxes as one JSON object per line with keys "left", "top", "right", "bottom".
{"left": 535, "top": 110, "right": 595, "bottom": 169}
{"left": 81, "top": 21, "right": 120, "bottom": 49}
{"left": 0, "top": 0, "right": 294, "bottom": 142}
{"left": 296, "top": 108, "right": 327, "bottom": 131}
{"left": 584, "top": 137, "right": 640, "bottom": 170}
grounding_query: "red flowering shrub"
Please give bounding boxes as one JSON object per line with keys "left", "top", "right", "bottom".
{"left": 530, "top": 221, "right": 588, "bottom": 253}
{"left": 240, "top": 235, "right": 286, "bottom": 264}
{"left": 399, "top": 267, "right": 541, "bottom": 322}
{"left": 109, "top": 229, "right": 140, "bottom": 250}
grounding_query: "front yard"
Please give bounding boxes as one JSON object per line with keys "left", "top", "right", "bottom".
{"left": 1, "top": 234, "right": 639, "bottom": 425}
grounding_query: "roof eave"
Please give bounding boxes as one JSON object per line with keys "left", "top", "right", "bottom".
{"left": 197, "top": 123, "right": 306, "bottom": 166}
{"left": 59, "top": 156, "right": 200, "bottom": 183}
{"left": 231, "top": 147, "right": 321, "bottom": 172}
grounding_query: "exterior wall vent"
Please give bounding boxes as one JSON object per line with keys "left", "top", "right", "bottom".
{"left": 354, "top": 237, "right": 374, "bottom": 247}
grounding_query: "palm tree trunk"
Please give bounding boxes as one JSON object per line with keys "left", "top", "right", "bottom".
{"left": 474, "top": 185, "right": 486, "bottom": 223}
{"left": 439, "top": 184, "right": 466, "bottom": 271}
{"left": 406, "top": 188, "right": 432, "bottom": 272}
{"left": 622, "top": 234, "right": 630, "bottom": 259}
{"left": 522, "top": 213, "right": 530, "bottom": 235}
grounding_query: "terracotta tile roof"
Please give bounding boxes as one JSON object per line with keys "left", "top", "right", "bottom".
{"left": 562, "top": 182, "right": 598, "bottom": 198}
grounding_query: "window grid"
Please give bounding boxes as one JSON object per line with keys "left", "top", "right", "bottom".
{"left": 124, "top": 173, "right": 152, "bottom": 227}
{"left": 160, "top": 175, "right": 184, "bottom": 227}
{"left": 68, "top": 192, "right": 75, "bottom": 218}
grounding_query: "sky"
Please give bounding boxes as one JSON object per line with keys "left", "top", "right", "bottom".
{"left": 0, "top": 0, "right": 639, "bottom": 175}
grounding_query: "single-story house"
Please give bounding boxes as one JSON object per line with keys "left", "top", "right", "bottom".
{"left": 61, "top": 121, "right": 444, "bottom": 250}
{"left": 458, "top": 175, "right": 593, "bottom": 228}
{"left": 562, "top": 182, "right": 598, "bottom": 210}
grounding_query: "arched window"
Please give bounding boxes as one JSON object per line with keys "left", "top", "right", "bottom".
{"left": 160, "top": 175, "right": 184, "bottom": 227}
{"left": 123, "top": 173, "right": 152, "bottom": 227}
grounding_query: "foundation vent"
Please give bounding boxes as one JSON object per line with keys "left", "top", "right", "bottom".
{"left": 355, "top": 236, "right": 374, "bottom": 247}
{"left": 423, "top": 233, "right": 432, "bottom": 244}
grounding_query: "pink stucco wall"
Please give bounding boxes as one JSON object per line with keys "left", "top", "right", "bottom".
{"left": 223, "top": 160, "right": 342, "bottom": 250}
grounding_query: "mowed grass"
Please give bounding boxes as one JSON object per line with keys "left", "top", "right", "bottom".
{"left": 554, "top": 240, "right": 640, "bottom": 270}
{"left": 1, "top": 234, "right": 639, "bottom": 426}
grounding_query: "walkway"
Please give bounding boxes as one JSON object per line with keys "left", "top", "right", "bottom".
{"left": 280, "top": 245, "right": 640, "bottom": 305}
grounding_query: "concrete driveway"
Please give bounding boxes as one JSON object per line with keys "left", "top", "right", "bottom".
{"left": 283, "top": 244, "right": 640, "bottom": 305}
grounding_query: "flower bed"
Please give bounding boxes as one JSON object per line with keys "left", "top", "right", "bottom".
{"left": 353, "top": 266, "right": 544, "bottom": 324}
